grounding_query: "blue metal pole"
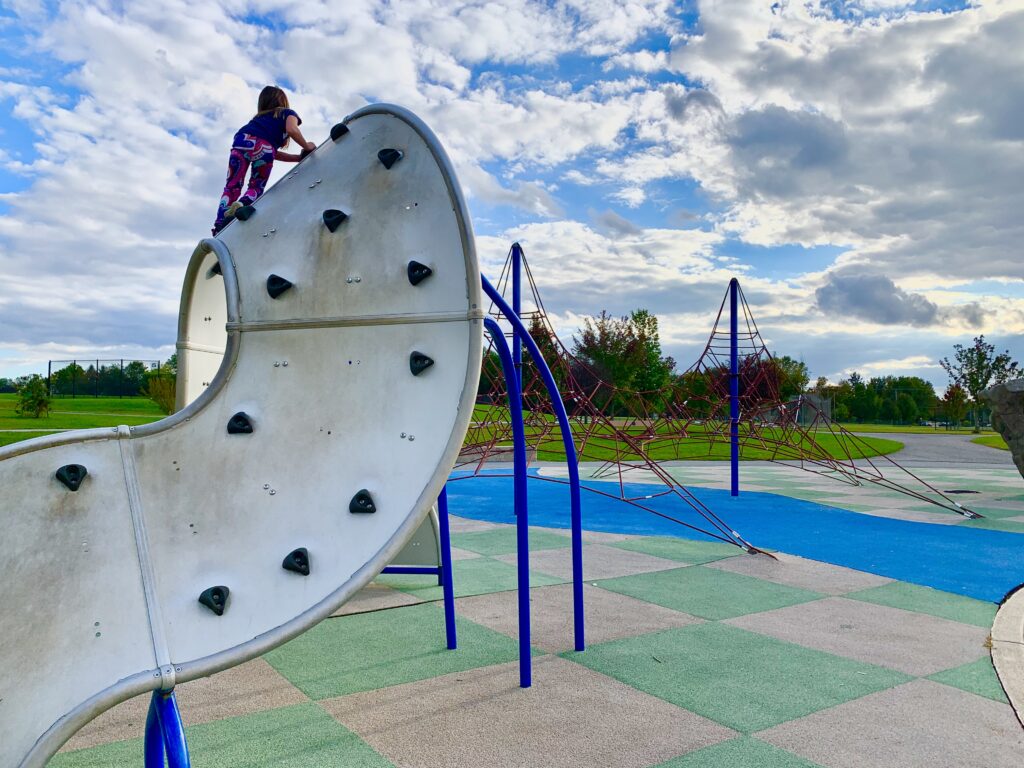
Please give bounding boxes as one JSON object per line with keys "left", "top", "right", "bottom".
{"left": 729, "top": 278, "right": 740, "bottom": 497}
{"left": 485, "top": 317, "right": 531, "bottom": 687}
{"left": 511, "top": 242, "right": 523, "bottom": 382}
{"left": 144, "top": 693, "right": 164, "bottom": 768}
{"left": 145, "top": 690, "right": 191, "bottom": 767}
{"left": 438, "top": 485, "right": 457, "bottom": 650}
{"left": 481, "top": 276, "right": 585, "bottom": 652}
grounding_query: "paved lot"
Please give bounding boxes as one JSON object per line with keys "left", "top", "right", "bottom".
{"left": 52, "top": 511, "right": 1023, "bottom": 768}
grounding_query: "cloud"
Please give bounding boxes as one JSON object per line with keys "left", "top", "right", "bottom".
{"left": 815, "top": 271, "right": 938, "bottom": 326}
{"left": 592, "top": 209, "right": 642, "bottom": 236}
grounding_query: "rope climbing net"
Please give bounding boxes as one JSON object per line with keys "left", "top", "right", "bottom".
{"left": 455, "top": 245, "right": 979, "bottom": 552}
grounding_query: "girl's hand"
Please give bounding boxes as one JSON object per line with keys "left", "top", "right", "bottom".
{"left": 304, "top": 141, "right": 316, "bottom": 152}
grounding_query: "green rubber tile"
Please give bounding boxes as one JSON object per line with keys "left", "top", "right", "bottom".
{"left": 653, "top": 736, "right": 823, "bottom": 767}
{"left": 959, "top": 517, "right": 1024, "bottom": 533}
{"left": 50, "top": 703, "right": 392, "bottom": 767}
{"left": 928, "top": 657, "right": 1009, "bottom": 703}
{"left": 376, "top": 555, "right": 564, "bottom": 601}
{"left": 609, "top": 536, "right": 743, "bottom": 565}
{"left": 959, "top": 506, "right": 1024, "bottom": 520}
{"left": 596, "top": 566, "right": 824, "bottom": 620}
{"left": 451, "top": 527, "right": 570, "bottom": 556}
{"left": 846, "top": 582, "right": 997, "bottom": 628}
{"left": 264, "top": 602, "right": 523, "bottom": 700}
{"left": 563, "top": 623, "right": 910, "bottom": 733}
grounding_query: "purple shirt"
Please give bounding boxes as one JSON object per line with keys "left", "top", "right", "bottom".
{"left": 235, "top": 108, "right": 300, "bottom": 150}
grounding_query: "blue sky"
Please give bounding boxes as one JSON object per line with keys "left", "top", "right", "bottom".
{"left": 0, "top": 0, "right": 1022, "bottom": 390}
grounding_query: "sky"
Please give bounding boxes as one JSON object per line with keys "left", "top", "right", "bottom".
{"left": 0, "top": 0, "right": 1022, "bottom": 389}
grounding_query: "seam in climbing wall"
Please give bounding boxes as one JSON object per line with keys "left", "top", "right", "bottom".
{"left": 116, "top": 425, "right": 175, "bottom": 691}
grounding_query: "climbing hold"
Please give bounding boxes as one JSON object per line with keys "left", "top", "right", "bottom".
{"left": 227, "top": 412, "right": 253, "bottom": 434}
{"left": 234, "top": 204, "right": 256, "bottom": 222}
{"left": 323, "top": 209, "right": 348, "bottom": 233}
{"left": 330, "top": 122, "right": 349, "bottom": 142}
{"left": 198, "top": 586, "right": 230, "bottom": 616}
{"left": 378, "top": 148, "right": 403, "bottom": 169}
{"left": 349, "top": 489, "right": 376, "bottom": 514}
{"left": 409, "top": 351, "right": 434, "bottom": 376}
{"left": 266, "top": 274, "right": 294, "bottom": 299}
{"left": 208, "top": 261, "right": 222, "bottom": 278}
{"left": 282, "top": 547, "right": 310, "bottom": 576}
{"left": 55, "top": 464, "right": 87, "bottom": 492}
{"left": 407, "top": 260, "right": 433, "bottom": 286}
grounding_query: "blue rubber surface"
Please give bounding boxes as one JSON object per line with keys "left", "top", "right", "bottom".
{"left": 446, "top": 471, "right": 1024, "bottom": 603}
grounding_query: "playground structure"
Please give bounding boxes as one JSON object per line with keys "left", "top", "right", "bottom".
{"left": 0, "top": 102, "right": 995, "bottom": 768}
{"left": 457, "top": 243, "right": 981, "bottom": 535}
{"left": 0, "top": 104, "right": 486, "bottom": 768}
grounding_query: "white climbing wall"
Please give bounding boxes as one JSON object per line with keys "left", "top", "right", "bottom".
{"left": 0, "top": 104, "right": 482, "bottom": 768}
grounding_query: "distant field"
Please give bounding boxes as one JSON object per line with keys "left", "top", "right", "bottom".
{"left": 467, "top": 407, "right": 902, "bottom": 461}
{"left": 972, "top": 435, "right": 1009, "bottom": 451}
{"left": 0, "top": 394, "right": 163, "bottom": 434}
{"left": 839, "top": 422, "right": 996, "bottom": 435}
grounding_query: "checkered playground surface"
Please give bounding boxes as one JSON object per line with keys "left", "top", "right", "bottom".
{"left": 52, "top": 504, "right": 1023, "bottom": 768}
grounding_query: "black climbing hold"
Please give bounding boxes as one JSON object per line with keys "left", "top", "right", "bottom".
{"left": 56, "top": 464, "right": 87, "bottom": 492}
{"left": 227, "top": 412, "right": 253, "bottom": 434}
{"left": 349, "top": 489, "right": 376, "bottom": 514}
{"left": 378, "top": 148, "right": 403, "bottom": 169}
{"left": 267, "top": 274, "right": 293, "bottom": 299}
{"left": 209, "top": 261, "right": 222, "bottom": 277}
{"left": 235, "top": 204, "right": 256, "bottom": 221}
{"left": 282, "top": 547, "right": 310, "bottom": 576}
{"left": 409, "top": 351, "right": 434, "bottom": 376}
{"left": 330, "top": 122, "right": 349, "bottom": 142}
{"left": 198, "top": 586, "right": 229, "bottom": 616}
{"left": 407, "top": 260, "right": 433, "bottom": 286}
{"left": 323, "top": 209, "right": 348, "bottom": 233}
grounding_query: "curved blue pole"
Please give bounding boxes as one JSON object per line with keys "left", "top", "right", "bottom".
{"left": 729, "top": 278, "right": 739, "bottom": 497}
{"left": 144, "top": 693, "right": 164, "bottom": 768}
{"left": 438, "top": 485, "right": 457, "bottom": 650}
{"left": 145, "top": 690, "right": 191, "bottom": 767}
{"left": 485, "top": 317, "right": 531, "bottom": 687}
{"left": 481, "top": 276, "right": 585, "bottom": 652}
{"left": 512, "top": 242, "right": 523, "bottom": 379}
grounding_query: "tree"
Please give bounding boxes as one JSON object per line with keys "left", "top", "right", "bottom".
{"left": 571, "top": 309, "right": 676, "bottom": 415}
{"left": 940, "top": 335, "right": 1020, "bottom": 433}
{"left": 15, "top": 375, "right": 51, "bottom": 417}
{"left": 942, "top": 384, "right": 968, "bottom": 428}
{"left": 772, "top": 354, "right": 809, "bottom": 401}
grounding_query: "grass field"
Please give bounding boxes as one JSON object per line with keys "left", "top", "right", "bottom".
{"left": 467, "top": 407, "right": 903, "bottom": 461}
{"left": 972, "top": 435, "right": 1009, "bottom": 451}
{"left": 0, "top": 394, "right": 164, "bottom": 432}
{"left": 838, "top": 423, "right": 996, "bottom": 435}
{"left": 0, "top": 394, "right": 903, "bottom": 460}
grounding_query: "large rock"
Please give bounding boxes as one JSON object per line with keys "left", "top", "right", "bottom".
{"left": 982, "top": 379, "right": 1024, "bottom": 477}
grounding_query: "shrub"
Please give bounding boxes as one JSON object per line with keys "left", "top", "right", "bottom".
{"left": 145, "top": 376, "right": 176, "bottom": 415}
{"left": 15, "top": 375, "right": 51, "bottom": 417}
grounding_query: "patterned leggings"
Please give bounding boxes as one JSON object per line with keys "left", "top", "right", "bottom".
{"left": 213, "top": 134, "right": 275, "bottom": 233}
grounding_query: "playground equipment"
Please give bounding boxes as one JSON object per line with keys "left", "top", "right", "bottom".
{"left": 459, "top": 244, "right": 980, "bottom": 538}
{"left": 0, "top": 104, "right": 483, "bottom": 767}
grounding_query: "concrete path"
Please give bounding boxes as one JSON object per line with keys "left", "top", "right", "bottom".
{"left": 858, "top": 432, "right": 1013, "bottom": 469}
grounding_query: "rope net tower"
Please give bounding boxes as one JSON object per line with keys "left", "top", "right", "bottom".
{"left": 456, "top": 244, "right": 980, "bottom": 552}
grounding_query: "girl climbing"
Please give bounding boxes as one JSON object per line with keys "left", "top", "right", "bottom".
{"left": 212, "top": 85, "right": 317, "bottom": 235}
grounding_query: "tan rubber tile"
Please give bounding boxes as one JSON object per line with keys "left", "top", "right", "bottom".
{"left": 322, "top": 656, "right": 735, "bottom": 768}
{"left": 726, "top": 597, "right": 988, "bottom": 676}
{"left": 448, "top": 516, "right": 505, "bottom": 533}
{"left": 496, "top": 543, "right": 684, "bottom": 580}
{"left": 706, "top": 552, "right": 892, "bottom": 595}
{"left": 333, "top": 583, "right": 423, "bottom": 617}
{"left": 758, "top": 680, "right": 1024, "bottom": 768}
{"left": 455, "top": 583, "right": 702, "bottom": 653}
{"left": 60, "top": 658, "right": 308, "bottom": 751}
